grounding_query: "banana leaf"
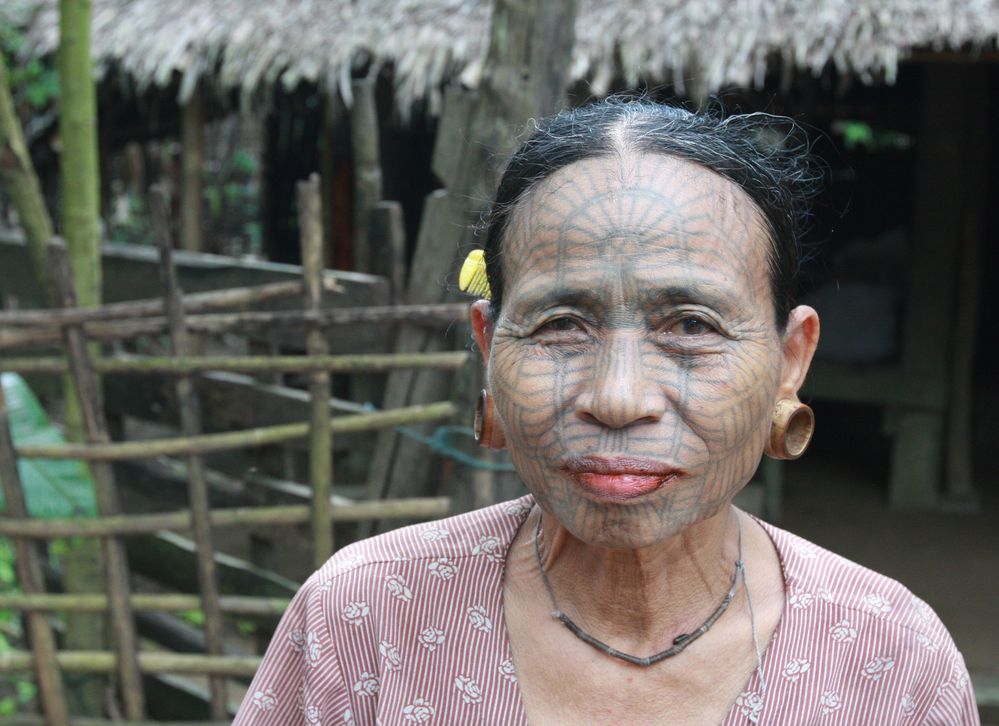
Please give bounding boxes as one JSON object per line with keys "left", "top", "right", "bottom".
{"left": 0, "top": 373, "right": 96, "bottom": 518}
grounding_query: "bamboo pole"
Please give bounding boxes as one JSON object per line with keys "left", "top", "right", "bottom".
{"left": 0, "top": 303, "right": 470, "bottom": 350}
{"left": 15, "top": 400, "right": 455, "bottom": 461}
{"left": 0, "top": 351, "right": 470, "bottom": 375}
{"left": 58, "top": 0, "right": 101, "bottom": 313}
{"left": 0, "top": 497, "right": 452, "bottom": 539}
{"left": 0, "top": 593, "right": 290, "bottom": 616}
{"left": 298, "top": 174, "right": 334, "bottom": 568}
{"left": 0, "top": 651, "right": 260, "bottom": 677}
{"left": 58, "top": 1, "right": 107, "bottom": 707}
{"left": 49, "top": 239, "right": 145, "bottom": 719}
{"left": 0, "top": 278, "right": 340, "bottom": 327}
{"left": 150, "top": 187, "right": 227, "bottom": 718}
{"left": 0, "top": 385, "right": 71, "bottom": 725}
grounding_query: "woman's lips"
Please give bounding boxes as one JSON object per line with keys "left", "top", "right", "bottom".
{"left": 562, "top": 457, "right": 682, "bottom": 500}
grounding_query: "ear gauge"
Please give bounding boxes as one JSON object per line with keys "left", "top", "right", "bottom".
{"left": 474, "top": 389, "right": 506, "bottom": 450}
{"left": 459, "top": 249, "right": 492, "bottom": 300}
{"left": 765, "top": 398, "right": 815, "bottom": 460}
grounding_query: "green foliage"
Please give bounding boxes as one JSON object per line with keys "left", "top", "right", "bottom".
{"left": 0, "top": 374, "right": 97, "bottom": 518}
{"left": 0, "top": 537, "right": 36, "bottom": 716}
{"left": 236, "top": 619, "right": 258, "bottom": 636}
{"left": 231, "top": 149, "right": 258, "bottom": 176}
{"left": 202, "top": 145, "right": 262, "bottom": 256}
{"left": 831, "top": 120, "right": 912, "bottom": 153}
{"left": 179, "top": 608, "right": 205, "bottom": 627}
{"left": 107, "top": 190, "right": 153, "bottom": 246}
{"left": 0, "top": 18, "right": 58, "bottom": 110}
{"left": 0, "top": 375, "right": 98, "bottom": 715}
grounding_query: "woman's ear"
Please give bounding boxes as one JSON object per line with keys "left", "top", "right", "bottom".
{"left": 778, "top": 305, "right": 820, "bottom": 397}
{"left": 471, "top": 300, "right": 495, "bottom": 367}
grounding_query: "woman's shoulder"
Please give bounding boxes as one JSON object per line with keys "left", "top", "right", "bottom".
{"left": 759, "top": 519, "right": 962, "bottom": 654}
{"left": 302, "top": 495, "right": 534, "bottom": 594}
{"left": 752, "top": 521, "right": 978, "bottom": 723}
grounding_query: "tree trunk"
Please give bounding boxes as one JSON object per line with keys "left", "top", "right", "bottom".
{"left": 0, "top": 58, "right": 54, "bottom": 299}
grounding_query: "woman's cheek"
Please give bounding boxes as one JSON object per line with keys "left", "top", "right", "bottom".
{"left": 488, "top": 340, "right": 563, "bottom": 446}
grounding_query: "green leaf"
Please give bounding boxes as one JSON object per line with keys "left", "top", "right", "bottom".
{"left": 0, "top": 374, "right": 97, "bottom": 519}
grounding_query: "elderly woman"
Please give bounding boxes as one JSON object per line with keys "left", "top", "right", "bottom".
{"left": 235, "top": 100, "right": 978, "bottom": 725}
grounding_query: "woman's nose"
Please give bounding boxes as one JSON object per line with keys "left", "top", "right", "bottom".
{"left": 574, "top": 336, "right": 667, "bottom": 429}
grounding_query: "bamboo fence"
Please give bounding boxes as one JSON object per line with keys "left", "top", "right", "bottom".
{"left": 0, "top": 198, "right": 466, "bottom": 721}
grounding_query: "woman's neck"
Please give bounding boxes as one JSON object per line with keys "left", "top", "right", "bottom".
{"left": 534, "top": 505, "right": 742, "bottom": 654}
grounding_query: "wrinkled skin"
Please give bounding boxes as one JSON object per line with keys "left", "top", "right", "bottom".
{"left": 474, "top": 152, "right": 818, "bottom": 549}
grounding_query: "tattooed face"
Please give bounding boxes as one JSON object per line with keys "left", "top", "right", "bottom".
{"left": 478, "top": 152, "right": 799, "bottom": 549}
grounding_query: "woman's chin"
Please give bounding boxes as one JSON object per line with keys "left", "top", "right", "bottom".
{"left": 542, "top": 499, "right": 695, "bottom": 550}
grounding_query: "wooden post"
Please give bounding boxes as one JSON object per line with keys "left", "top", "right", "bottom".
{"left": 319, "top": 94, "right": 340, "bottom": 268}
{"left": 944, "top": 66, "right": 988, "bottom": 507}
{"left": 0, "top": 384, "right": 70, "bottom": 725}
{"left": 150, "top": 188, "right": 228, "bottom": 718}
{"left": 48, "top": 239, "right": 145, "bottom": 719}
{"left": 297, "top": 174, "right": 333, "bottom": 568}
{"left": 890, "top": 65, "right": 983, "bottom": 508}
{"left": 350, "top": 77, "right": 383, "bottom": 274}
{"left": 369, "top": 201, "right": 408, "bottom": 303}
{"left": 180, "top": 83, "right": 204, "bottom": 253}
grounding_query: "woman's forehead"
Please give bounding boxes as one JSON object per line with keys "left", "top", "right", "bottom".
{"left": 501, "top": 153, "right": 772, "bottom": 293}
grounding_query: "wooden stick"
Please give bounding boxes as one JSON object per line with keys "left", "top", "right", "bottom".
{"left": 298, "top": 174, "right": 334, "bottom": 569}
{"left": 369, "top": 201, "right": 408, "bottom": 303}
{"left": 0, "top": 650, "right": 261, "bottom": 677}
{"left": 151, "top": 187, "right": 227, "bottom": 718}
{"left": 0, "top": 351, "right": 470, "bottom": 375}
{"left": 0, "top": 303, "right": 470, "bottom": 350}
{"left": 0, "top": 497, "right": 452, "bottom": 538}
{"left": 0, "top": 385, "right": 70, "bottom": 725}
{"left": 15, "top": 400, "right": 456, "bottom": 461}
{"left": 0, "top": 593, "right": 290, "bottom": 616}
{"left": 0, "top": 278, "right": 340, "bottom": 327}
{"left": 49, "top": 238, "right": 146, "bottom": 718}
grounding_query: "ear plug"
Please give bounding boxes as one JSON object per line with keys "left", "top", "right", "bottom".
{"left": 458, "top": 249, "right": 492, "bottom": 300}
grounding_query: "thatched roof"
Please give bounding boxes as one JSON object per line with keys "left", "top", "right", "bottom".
{"left": 7, "top": 0, "right": 999, "bottom": 113}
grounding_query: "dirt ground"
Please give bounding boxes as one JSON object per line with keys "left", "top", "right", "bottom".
{"left": 778, "top": 396, "right": 999, "bottom": 722}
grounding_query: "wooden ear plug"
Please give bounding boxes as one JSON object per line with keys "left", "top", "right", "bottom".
{"left": 474, "top": 389, "right": 506, "bottom": 450}
{"left": 765, "top": 399, "right": 814, "bottom": 460}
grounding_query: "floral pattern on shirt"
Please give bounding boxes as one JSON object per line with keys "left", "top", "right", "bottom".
{"left": 232, "top": 497, "right": 979, "bottom": 726}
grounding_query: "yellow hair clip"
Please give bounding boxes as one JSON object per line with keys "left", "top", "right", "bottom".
{"left": 459, "top": 249, "right": 491, "bottom": 300}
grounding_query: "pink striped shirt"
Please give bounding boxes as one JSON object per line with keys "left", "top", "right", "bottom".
{"left": 234, "top": 497, "right": 979, "bottom": 724}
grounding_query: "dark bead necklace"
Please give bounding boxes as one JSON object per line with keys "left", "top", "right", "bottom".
{"left": 533, "top": 512, "right": 744, "bottom": 668}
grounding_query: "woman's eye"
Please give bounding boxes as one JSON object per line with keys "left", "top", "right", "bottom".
{"left": 536, "top": 317, "right": 584, "bottom": 335}
{"left": 667, "top": 316, "right": 715, "bottom": 337}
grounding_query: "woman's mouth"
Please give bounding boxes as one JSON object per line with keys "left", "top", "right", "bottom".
{"left": 562, "top": 456, "right": 682, "bottom": 500}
